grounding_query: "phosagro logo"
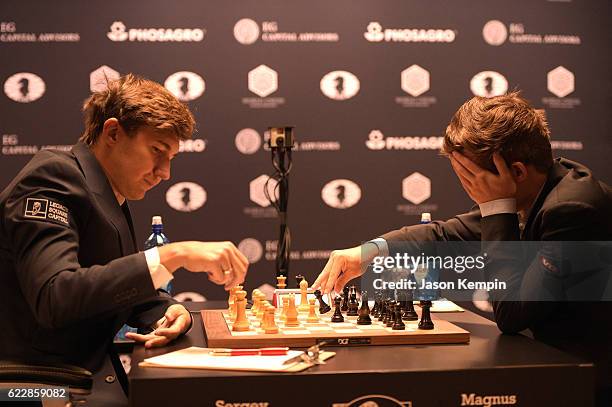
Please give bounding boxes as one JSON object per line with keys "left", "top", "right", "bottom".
{"left": 107, "top": 21, "right": 205, "bottom": 42}
{"left": 365, "top": 21, "right": 455, "bottom": 43}
{"left": 4, "top": 72, "right": 46, "bottom": 103}
{"left": 366, "top": 130, "right": 443, "bottom": 151}
{"left": 461, "top": 393, "right": 517, "bottom": 406}
{"left": 321, "top": 179, "right": 361, "bottom": 209}
{"left": 164, "top": 71, "right": 205, "bottom": 102}
{"left": 320, "top": 70, "right": 360, "bottom": 100}
{"left": 166, "top": 182, "right": 207, "bottom": 212}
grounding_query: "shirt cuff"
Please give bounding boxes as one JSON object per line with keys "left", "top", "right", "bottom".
{"left": 367, "top": 238, "right": 389, "bottom": 257}
{"left": 479, "top": 198, "right": 517, "bottom": 218}
{"left": 144, "top": 247, "right": 174, "bottom": 290}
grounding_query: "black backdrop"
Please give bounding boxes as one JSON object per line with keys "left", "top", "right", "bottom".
{"left": 1, "top": 0, "right": 611, "bottom": 301}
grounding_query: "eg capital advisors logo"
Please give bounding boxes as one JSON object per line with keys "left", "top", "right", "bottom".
{"left": 482, "top": 20, "right": 508, "bottom": 46}
{"left": 234, "top": 18, "right": 260, "bottom": 44}
{"left": 237, "top": 238, "right": 264, "bottom": 263}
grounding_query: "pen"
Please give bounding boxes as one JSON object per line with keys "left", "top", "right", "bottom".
{"left": 209, "top": 347, "right": 290, "bottom": 356}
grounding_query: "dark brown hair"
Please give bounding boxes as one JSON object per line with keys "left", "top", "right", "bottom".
{"left": 443, "top": 91, "right": 553, "bottom": 173}
{"left": 80, "top": 73, "right": 194, "bottom": 145}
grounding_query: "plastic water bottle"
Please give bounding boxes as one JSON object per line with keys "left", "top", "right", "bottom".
{"left": 413, "top": 213, "right": 440, "bottom": 301}
{"left": 144, "top": 215, "right": 173, "bottom": 294}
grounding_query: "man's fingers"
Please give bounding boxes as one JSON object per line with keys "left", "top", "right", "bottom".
{"left": 323, "top": 255, "right": 344, "bottom": 294}
{"left": 125, "top": 332, "right": 154, "bottom": 343}
{"left": 452, "top": 151, "right": 483, "bottom": 175}
{"left": 145, "top": 336, "right": 170, "bottom": 348}
{"left": 492, "top": 153, "right": 511, "bottom": 178}
{"left": 333, "top": 271, "right": 352, "bottom": 294}
{"left": 450, "top": 156, "right": 476, "bottom": 182}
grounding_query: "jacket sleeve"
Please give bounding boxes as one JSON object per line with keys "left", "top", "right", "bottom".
{"left": 482, "top": 202, "right": 603, "bottom": 334}
{"left": 3, "top": 161, "right": 161, "bottom": 330}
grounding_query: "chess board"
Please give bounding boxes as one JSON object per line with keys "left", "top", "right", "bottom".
{"left": 201, "top": 308, "right": 470, "bottom": 348}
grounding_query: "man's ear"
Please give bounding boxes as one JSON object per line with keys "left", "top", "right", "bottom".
{"left": 101, "top": 118, "right": 120, "bottom": 145}
{"left": 510, "top": 162, "right": 528, "bottom": 182}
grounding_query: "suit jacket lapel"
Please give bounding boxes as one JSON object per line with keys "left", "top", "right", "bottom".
{"left": 72, "top": 142, "right": 136, "bottom": 255}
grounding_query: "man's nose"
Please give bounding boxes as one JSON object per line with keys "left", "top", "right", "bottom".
{"left": 154, "top": 160, "right": 171, "bottom": 181}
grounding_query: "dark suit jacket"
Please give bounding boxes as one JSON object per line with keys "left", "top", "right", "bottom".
{"left": 382, "top": 158, "right": 612, "bottom": 385}
{"left": 0, "top": 142, "right": 175, "bottom": 372}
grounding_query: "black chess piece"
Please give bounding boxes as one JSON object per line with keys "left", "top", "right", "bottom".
{"left": 313, "top": 290, "right": 331, "bottom": 314}
{"left": 402, "top": 300, "right": 419, "bottom": 321}
{"left": 341, "top": 286, "right": 349, "bottom": 312}
{"left": 371, "top": 292, "right": 381, "bottom": 318}
{"left": 347, "top": 286, "right": 359, "bottom": 316}
{"left": 378, "top": 300, "right": 387, "bottom": 321}
{"left": 392, "top": 309, "right": 406, "bottom": 330}
{"left": 418, "top": 300, "right": 434, "bottom": 330}
{"left": 331, "top": 296, "right": 344, "bottom": 323}
{"left": 386, "top": 303, "right": 396, "bottom": 327}
{"left": 295, "top": 274, "right": 304, "bottom": 288}
{"left": 357, "top": 291, "right": 372, "bottom": 325}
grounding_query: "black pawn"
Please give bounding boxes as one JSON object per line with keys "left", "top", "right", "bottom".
{"left": 341, "top": 286, "right": 349, "bottom": 312}
{"left": 371, "top": 293, "right": 381, "bottom": 318}
{"left": 402, "top": 300, "right": 419, "bottom": 321}
{"left": 347, "top": 287, "right": 359, "bottom": 316}
{"left": 357, "top": 291, "right": 372, "bottom": 325}
{"left": 418, "top": 300, "right": 434, "bottom": 330}
{"left": 386, "top": 303, "right": 396, "bottom": 327}
{"left": 378, "top": 300, "right": 388, "bottom": 321}
{"left": 331, "top": 296, "right": 344, "bottom": 323}
{"left": 392, "top": 309, "right": 406, "bottom": 330}
{"left": 314, "top": 290, "right": 331, "bottom": 314}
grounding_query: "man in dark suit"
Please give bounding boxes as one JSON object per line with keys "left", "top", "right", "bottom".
{"left": 313, "top": 92, "right": 612, "bottom": 402}
{"left": 0, "top": 74, "right": 248, "bottom": 395}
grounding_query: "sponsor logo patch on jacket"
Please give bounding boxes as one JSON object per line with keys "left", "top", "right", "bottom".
{"left": 24, "top": 198, "right": 69, "bottom": 226}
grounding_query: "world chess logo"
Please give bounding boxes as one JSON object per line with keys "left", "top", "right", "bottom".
{"left": 320, "top": 70, "right": 360, "bottom": 101}
{"left": 107, "top": 21, "right": 128, "bottom": 41}
{"left": 89, "top": 65, "right": 120, "bottom": 93}
{"left": 248, "top": 65, "right": 278, "bottom": 97}
{"left": 166, "top": 182, "right": 207, "bottom": 212}
{"left": 365, "top": 130, "right": 386, "bottom": 150}
{"left": 321, "top": 179, "right": 362, "bottom": 209}
{"left": 482, "top": 20, "right": 507, "bottom": 46}
{"left": 23, "top": 198, "right": 48, "bottom": 219}
{"left": 470, "top": 71, "right": 508, "bottom": 98}
{"left": 401, "top": 65, "right": 430, "bottom": 97}
{"left": 364, "top": 22, "right": 384, "bottom": 42}
{"left": 332, "top": 394, "right": 411, "bottom": 407}
{"left": 234, "top": 18, "right": 260, "bottom": 44}
{"left": 235, "top": 128, "right": 262, "bottom": 154}
{"left": 547, "top": 66, "right": 574, "bottom": 98}
{"left": 249, "top": 174, "right": 279, "bottom": 207}
{"left": 238, "top": 238, "right": 264, "bottom": 263}
{"left": 4, "top": 72, "right": 46, "bottom": 103}
{"left": 164, "top": 71, "right": 205, "bottom": 102}
{"left": 402, "top": 172, "right": 431, "bottom": 205}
